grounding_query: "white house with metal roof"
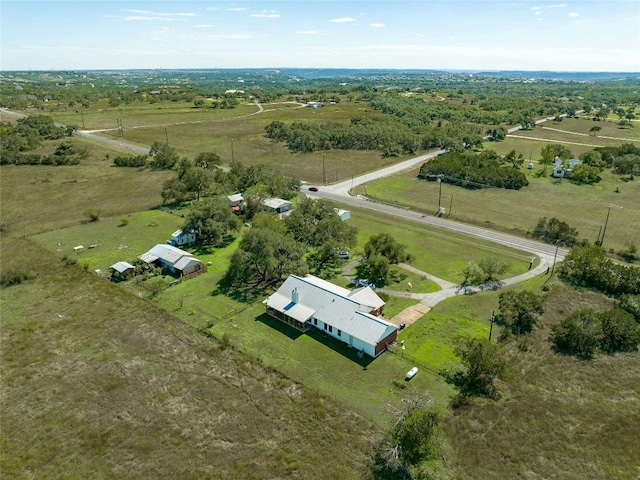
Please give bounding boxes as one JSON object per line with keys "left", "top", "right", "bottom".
{"left": 139, "top": 244, "right": 202, "bottom": 276}
{"left": 263, "top": 274, "right": 397, "bottom": 357}
{"left": 169, "top": 229, "right": 196, "bottom": 246}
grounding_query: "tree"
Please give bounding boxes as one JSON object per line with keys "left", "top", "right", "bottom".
{"left": 599, "top": 309, "right": 640, "bottom": 354}
{"left": 589, "top": 126, "right": 602, "bottom": 136}
{"left": 373, "top": 396, "right": 440, "bottom": 478}
{"left": 532, "top": 217, "right": 579, "bottom": 246}
{"left": 182, "top": 166, "right": 214, "bottom": 201}
{"left": 454, "top": 338, "right": 507, "bottom": 398}
{"left": 550, "top": 309, "right": 600, "bottom": 359}
{"left": 579, "top": 150, "right": 604, "bottom": 169}
{"left": 462, "top": 261, "right": 484, "bottom": 285}
{"left": 367, "top": 253, "right": 391, "bottom": 284}
{"left": 503, "top": 149, "right": 525, "bottom": 169}
{"left": 193, "top": 151, "right": 221, "bottom": 170}
{"left": 497, "top": 290, "right": 545, "bottom": 335}
{"left": 364, "top": 233, "right": 412, "bottom": 265}
{"left": 227, "top": 228, "right": 307, "bottom": 285}
{"left": 570, "top": 164, "right": 601, "bottom": 184}
{"left": 161, "top": 176, "right": 191, "bottom": 204}
{"left": 183, "top": 197, "right": 242, "bottom": 246}
{"left": 149, "top": 141, "right": 179, "bottom": 170}
{"left": 478, "top": 256, "right": 509, "bottom": 282}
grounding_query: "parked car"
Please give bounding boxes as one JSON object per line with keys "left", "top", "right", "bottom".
{"left": 355, "top": 278, "right": 376, "bottom": 289}
{"left": 337, "top": 251, "right": 350, "bottom": 259}
{"left": 399, "top": 322, "right": 406, "bottom": 330}
{"left": 308, "top": 186, "right": 319, "bottom": 192}
{"left": 406, "top": 367, "right": 419, "bottom": 380}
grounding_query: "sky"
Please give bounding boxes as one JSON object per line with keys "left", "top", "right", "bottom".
{"left": 1, "top": 0, "right": 639, "bottom": 72}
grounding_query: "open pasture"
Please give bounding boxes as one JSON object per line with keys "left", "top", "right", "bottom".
{"left": 60, "top": 98, "right": 405, "bottom": 183}
{"left": 355, "top": 164, "right": 640, "bottom": 253}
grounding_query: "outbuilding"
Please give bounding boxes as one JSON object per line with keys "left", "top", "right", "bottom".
{"left": 139, "top": 244, "right": 203, "bottom": 277}
{"left": 263, "top": 198, "right": 293, "bottom": 214}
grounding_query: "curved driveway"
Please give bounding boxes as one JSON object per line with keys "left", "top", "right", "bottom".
{"left": 309, "top": 150, "right": 569, "bottom": 307}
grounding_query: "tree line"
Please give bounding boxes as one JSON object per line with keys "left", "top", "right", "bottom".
{"left": 418, "top": 150, "right": 529, "bottom": 190}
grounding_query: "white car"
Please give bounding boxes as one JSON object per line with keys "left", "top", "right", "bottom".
{"left": 406, "top": 367, "right": 418, "bottom": 380}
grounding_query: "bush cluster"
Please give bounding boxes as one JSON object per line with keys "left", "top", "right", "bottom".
{"left": 113, "top": 154, "right": 148, "bottom": 167}
{"left": 560, "top": 245, "right": 640, "bottom": 297}
{"left": 551, "top": 308, "right": 640, "bottom": 359}
{"left": 419, "top": 151, "right": 529, "bottom": 190}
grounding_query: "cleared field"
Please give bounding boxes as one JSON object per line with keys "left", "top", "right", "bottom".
{"left": 354, "top": 165, "right": 640, "bottom": 253}
{"left": 443, "top": 276, "right": 640, "bottom": 480}
{"left": 55, "top": 98, "right": 413, "bottom": 184}
{"left": 0, "top": 251, "right": 376, "bottom": 479}
{"left": 4, "top": 95, "right": 639, "bottom": 479}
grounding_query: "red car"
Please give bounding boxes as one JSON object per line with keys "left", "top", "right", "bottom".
{"left": 308, "top": 186, "right": 319, "bottom": 192}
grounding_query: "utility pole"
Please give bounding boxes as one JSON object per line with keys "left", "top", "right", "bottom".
{"left": 599, "top": 204, "right": 622, "bottom": 248}
{"left": 489, "top": 310, "right": 495, "bottom": 341}
{"left": 230, "top": 138, "right": 235, "bottom": 164}
{"left": 550, "top": 240, "right": 560, "bottom": 276}
{"left": 164, "top": 127, "right": 169, "bottom": 146}
{"left": 437, "top": 174, "right": 444, "bottom": 215}
{"left": 322, "top": 151, "right": 326, "bottom": 185}
{"left": 80, "top": 109, "right": 85, "bottom": 129}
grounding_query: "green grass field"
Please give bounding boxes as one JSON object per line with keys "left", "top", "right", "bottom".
{"left": 355, "top": 165, "right": 639, "bottom": 254}
{"left": 3, "top": 97, "right": 640, "bottom": 479}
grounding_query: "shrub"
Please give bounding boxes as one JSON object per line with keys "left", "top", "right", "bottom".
{"left": 599, "top": 309, "right": 640, "bottom": 354}
{"left": 551, "top": 310, "right": 599, "bottom": 359}
{"left": 84, "top": 209, "right": 101, "bottom": 222}
{"left": 0, "top": 269, "right": 33, "bottom": 287}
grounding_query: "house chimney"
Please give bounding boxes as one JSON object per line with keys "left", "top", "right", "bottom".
{"left": 292, "top": 287, "right": 299, "bottom": 304}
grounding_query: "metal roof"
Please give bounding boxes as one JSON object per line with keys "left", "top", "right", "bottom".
{"left": 139, "top": 244, "right": 194, "bottom": 266}
{"left": 110, "top": 261, "right": 135, "bottom": 273}
{"left": 348, "top": 287, "right": 385, "bottom": 311}
{"left": 265, "top": 275, "right": 395, "bottom": 347}
{"left": 173, "top": 256, "right": 200, "bottom": 271}
{"left": 263, "top": 198, "right": 292, "bottom": 210}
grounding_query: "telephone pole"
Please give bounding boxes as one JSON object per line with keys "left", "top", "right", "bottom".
{"left": 599, "top": 204, "right": 622, "bottom": 247}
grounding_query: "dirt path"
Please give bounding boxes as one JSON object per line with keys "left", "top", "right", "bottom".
{"left": 540, "top": 126, "right": 639, "bottom": 142}
{"left": 507, "top": 134, "right": 601, "bottom": 148}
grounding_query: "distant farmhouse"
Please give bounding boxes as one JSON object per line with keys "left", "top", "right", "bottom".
{"left": 552, "top": 157, "right": 582, "bottom": 178}
{"left": 139, "top": 244, "right": 204, "bottom": 278}
{"left": 169, "top": 229, "right": 196, "bottom": 247}
{"left": 264, "top": 274, "right": 397, "bottom": 358}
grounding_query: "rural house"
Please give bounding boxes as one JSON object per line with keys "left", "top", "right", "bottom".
{"left": 263, "top": 198, "right": 293, "bottom": 214}
{"left": 552, "top": 157, "right": 582, "bottom": 178}
{"left": 169, "top": 229, "right": 196, "bottom": 246}
{"left": 263, "top": 274, "right": 397, "bottom": 357}
{"left": 139, "top": 244, "right": 203, "bottom": 277}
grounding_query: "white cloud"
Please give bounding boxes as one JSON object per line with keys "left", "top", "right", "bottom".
{"left": 205, "top": 33, "right": 253, "bottom": 39}
{"left": 121, "top": 9, "right": 197, "bottom": 21}
{"left": 250, "top": 12, "right": 281, "bottom": 18}
{"left": 227, "top": 7, "right": 249, "bottom": 12}
{"left": 369, "top": 23, "right": 385, "bottom": 28}
{"left": 296, "top": 30, "right": 320, "bottom": 35}
{"left": 531, "top": 4, "right": 567, "bottom": 10}
{"left": 569, "top": 12, "right": 579, "bottom": 17}
{"left": 332, "top": 17, "right": 357, "bottom": 23}
{"left": 534, "top": 11, "right": 542, "bottom": 15}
